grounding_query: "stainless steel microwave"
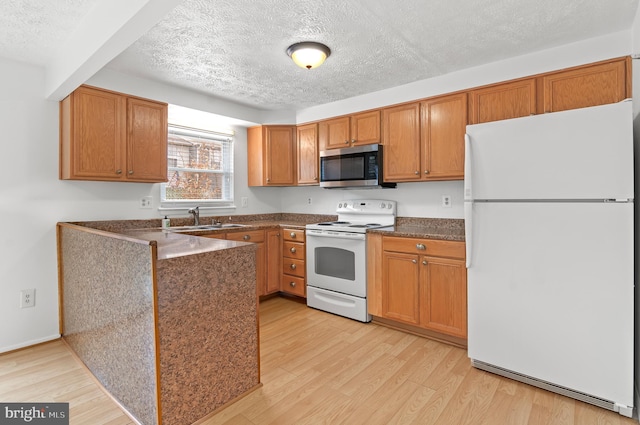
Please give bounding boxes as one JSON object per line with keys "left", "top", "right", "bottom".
{"left": 319, "top": 144, "right": 396, "bottom": 189}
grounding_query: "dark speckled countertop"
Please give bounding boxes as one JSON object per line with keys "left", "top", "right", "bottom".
{"left": 72, "top": 214, "right": 465, "bottom": 260}
{"left": 368, "top": 217, "right": 465, "bottom": 241}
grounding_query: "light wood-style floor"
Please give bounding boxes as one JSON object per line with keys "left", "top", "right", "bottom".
{"left": 0, "top": 296, "right": 636, "bottom": 425}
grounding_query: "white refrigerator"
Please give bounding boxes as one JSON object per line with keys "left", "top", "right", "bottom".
{"left": 464, "top": 100, "right": 634, "bottom": 417}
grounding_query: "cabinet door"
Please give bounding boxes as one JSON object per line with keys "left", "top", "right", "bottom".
{"left": 265, "top": 229, "right": 281, "bottom": 294}
{"left": 127, "top": 98, "right": 168, "bottom": 182}
{"left": 70, "top": 86, "right": 126, "bottom": 180}
{"left": 296, "top": 123, "right": 318, "bottom": 185}
{"left": 468, "top": 79, "right": 537, "bottom": 124}
{"left": 421, "top": 256, "right": 467, "bottom": 338}
{"left": 421, "top": 93, "right": 466, "bottom": 180}
{"left": 265, "top": 126, "right": 296, "bottom": 185}
{"left": 543, "top": 58, "right": 630, "bottom": 113}
{"left": 382, "top": 102, "right": 421, "bottom": 182}
{"left": 350, "top": 110, "right": 380, "bottom": 146}
{"left": 381, "top": 251, "right": 421, "bottom": 325}
{"left": 319, "top": 116, "right": 350, "bottom": 150}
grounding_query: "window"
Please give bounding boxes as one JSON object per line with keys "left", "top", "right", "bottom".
{"left": 161, "top": 125, "right": 234, "bottom": 207}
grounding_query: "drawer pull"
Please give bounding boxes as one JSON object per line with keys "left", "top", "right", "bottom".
{"left": 290, "top": 232, "right": 296, "bottom": 238}
{"left": 422, "top": 260, "right": 428, "bottom": 265}
{"left": 115, "top": 169, "right": 122, "bottom": 174}
{"left": 243, "top": 235, "right": 250, "bottom": 241}
{"left": 290, "top": 264, "right": 297, "bottom": 270}
{"left": 416, "top": 243, "right": 426, "bottom": 250}
{"left": 290, "top": 247, "right": 297, "bottom": 253}
{"left": 412, "top": 259, "right": 417, "bottom": 264}
{"left": 289, "top": 281, "right": 296, "bottom": 288}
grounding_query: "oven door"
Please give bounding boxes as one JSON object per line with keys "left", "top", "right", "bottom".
{"left": 305, "top": 230, "right": 366, "bottom": 297}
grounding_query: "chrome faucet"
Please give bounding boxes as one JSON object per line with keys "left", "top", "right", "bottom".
{"left": 187, "top": 206, "right": 200, "bottom": 226}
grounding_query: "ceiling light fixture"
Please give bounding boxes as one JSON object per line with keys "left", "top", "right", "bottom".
{"left": 286, "top": 42, "right": 331, "bottom": 70}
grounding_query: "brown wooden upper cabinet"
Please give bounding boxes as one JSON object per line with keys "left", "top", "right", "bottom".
{"left": 468, "top": 78, "right": 537, "bottom": 124}
{"left": 247, "top": 125, "right": 296, "bottom": 186}
{"left": 60, "top": 85, "right": 168, "bottom": 182}
{"left": 469, "top": 57, "right": 630, "bottom": 124}
{"left": 296, "top": 123, "right": 319, "bottom": 185}
{"left": 542, "top": 57, "right": 631, "bottom": 113}
{"left": 318, "top": 110, "right": 381, "bottom": 150}
{"left": 383, "top": 93, "right": 466, "bottom": 182}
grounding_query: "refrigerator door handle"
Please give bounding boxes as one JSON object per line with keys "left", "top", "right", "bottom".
{"left": 464, "top": 201, "right": 472, "bottom": 268}
{"left": 464, "top": 134, "right": 472, "bottom": 201}
{"left": 464, "top": 133, "right": 472, "bottom": 268}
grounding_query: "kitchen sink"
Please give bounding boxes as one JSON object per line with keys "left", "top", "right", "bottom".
{"left": 167, "top": 223, "right": 247, "bottom": 231}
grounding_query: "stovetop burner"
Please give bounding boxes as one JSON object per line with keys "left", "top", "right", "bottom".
{"left": 306, "top": 200, "right": 397, "bottom": 234}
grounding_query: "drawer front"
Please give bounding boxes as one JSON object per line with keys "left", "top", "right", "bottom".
{"left": 282, "top": 258, "right": 305, "bottom": 277}
{"left": 281, "top": 274, "right": 306, "bottom": 297}
{"left": 283, "top": 241, "right": 305, "bottom": 260}
{"left": 383, "top": 236, "right": 465, "bottom": 259}
{"left": 283, "top": 228, "right": 305, "bottom": 242}
{"left": 226, "top": 230, "right": 265, "bottom": 243}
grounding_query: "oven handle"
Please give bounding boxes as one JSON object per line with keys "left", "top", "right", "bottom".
{"left": 306, "top": 230, "right": 366, "bottom": 241}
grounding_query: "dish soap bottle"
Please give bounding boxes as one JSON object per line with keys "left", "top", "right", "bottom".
{"left": 161, "top": 216, "right": 170, "bottom": 229}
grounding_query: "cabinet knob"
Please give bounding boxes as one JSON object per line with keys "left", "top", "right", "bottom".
{"left": 115, "top": 169, "right": 122, "bottom": 174}
{"left": 424, "top": 170, "right": 429, "bottom": 174}
{"left": 414, "top": 171, "right": 419, "bottom": 175}
{"left": 412, "top": 259, "right": 417, "bottom": 264}
{"left": 290, "top": 247, "right": 297, "bottom": 253}
{"left": 422, "top": 260, "right": 428, "bottom": 265}
{"left": 267, "top": 178, "right": 271, "bottom": 182}
{"left": 243, "top": 235, "right": 250, "bottom": 241}
{"left": 128, "top": 170, "right": 134, "bottom": 175}
{"left": 290, "top": 263, "right": 297, "bottom": 270}
{"left": 289, "top": 281, "right": 296, "bottom": 287}
{"left": 344, "top": 140, "right": 349, "bottom": 144}
{"left": 290, "top": 232, "right": 296, "bottom": 238}
{"left": 351, "top": 139, "right": 356, "bottom": 144}
{"left": 416, "top": 243, "right": 426, "bottom": 250}
{"left": 314, "top": 177, "right": 318, "bottom": 181}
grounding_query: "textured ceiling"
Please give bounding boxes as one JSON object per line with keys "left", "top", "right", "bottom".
{"left": 1, "top": 0, "right": 639, "bottom": 112}
{"left": 0, "top": 0, "right": 101, "bottom": 65}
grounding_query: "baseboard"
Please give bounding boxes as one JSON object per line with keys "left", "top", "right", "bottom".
{"left": 0, "top": 334, "right": 61, "bottom": 354}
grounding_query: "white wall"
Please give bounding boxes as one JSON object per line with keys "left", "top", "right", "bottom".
{"left": 0, "top": 28, "right": 634, "bottom": 352}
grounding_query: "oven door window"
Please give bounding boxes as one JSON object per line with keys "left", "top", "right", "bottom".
{"left": 314, "top": 247, "right": 355, "bottom": 281}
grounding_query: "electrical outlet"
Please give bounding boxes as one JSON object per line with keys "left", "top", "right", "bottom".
{"left": 307, "top": 197, "right": 312, "bottom": 205}
{"left": 20, "top": 289, "right": 35, "bottom": 308}
{"left": 442, "top": 195, "right": 452, "bottom": 208}
{"left": 241, "top": 197, "right": 248, "bottom": 208}
{"left": 140, "top": 196, "right": 152, "bottom": 209}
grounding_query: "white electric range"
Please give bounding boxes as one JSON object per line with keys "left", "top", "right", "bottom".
{"left": 305, "top": 200, "right": 396, "bottom": 322}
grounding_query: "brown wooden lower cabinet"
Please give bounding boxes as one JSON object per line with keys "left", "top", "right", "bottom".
{"left": 227, "top": 228, "right": 284, "bottom": 297}
{"left": 281, "top": 228, "right": 306, "bottom": 298}
{"left": 368, "top": 234, "right": 467, "bottom": 345}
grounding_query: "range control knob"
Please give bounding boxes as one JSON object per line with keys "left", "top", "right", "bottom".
{"left": 338, "top": 203, "right": 343, "bottom": 208}
{"left": 380, "top": 203, "right": 386, "bottom": 208}
{"left": 387, "top": 203, "right": 393, "bottom": 209}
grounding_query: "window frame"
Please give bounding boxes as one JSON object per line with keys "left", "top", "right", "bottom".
{"left": 160, "top": 125, "right": 235, "bottom": 210}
